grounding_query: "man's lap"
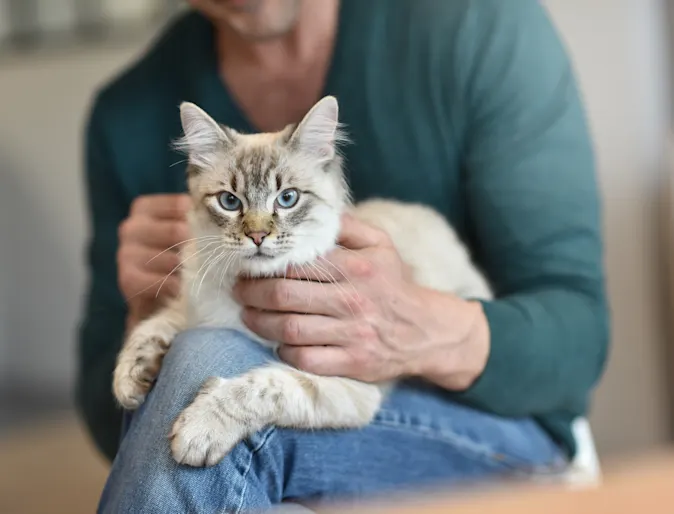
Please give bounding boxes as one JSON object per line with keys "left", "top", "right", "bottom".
{"left": 99, "top": 328, "right": 566, "bottom": 513}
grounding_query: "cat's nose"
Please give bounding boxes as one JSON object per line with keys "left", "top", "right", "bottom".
{"left": 246, "top": 231, "right": 269, "bottom": 246}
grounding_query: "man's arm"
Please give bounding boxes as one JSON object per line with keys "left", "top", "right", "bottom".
{"left": 77, "top": 99, "right": 129, "bottom": 460}
{"left": 445, "top": 0, "right": 609, "bottom": 417}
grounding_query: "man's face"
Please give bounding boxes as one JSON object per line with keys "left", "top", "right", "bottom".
{"left": 189, "top": 0, "right": 302, "bottom": 40}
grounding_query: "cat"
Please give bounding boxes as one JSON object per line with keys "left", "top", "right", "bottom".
{"left": 112, "top": 96, "right": 492, "bottom": 467}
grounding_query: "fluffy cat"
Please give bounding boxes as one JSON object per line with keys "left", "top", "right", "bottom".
{"left": 113, "top": 96, "right": 492, "bottom": 467}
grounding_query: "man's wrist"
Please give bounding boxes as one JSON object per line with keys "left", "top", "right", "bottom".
{"left": 414, "top": 289, "right": 491, "bottom": 391}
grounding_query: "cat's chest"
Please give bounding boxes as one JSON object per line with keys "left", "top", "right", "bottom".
{"left": 181, "top": 265, "right": 276, "bottom": 349}
{"left": 187, "top": 286, "right": 241, "bottom": 329}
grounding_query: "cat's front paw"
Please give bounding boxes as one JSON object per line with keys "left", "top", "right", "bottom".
{"left": 113, "top": 335, "right": 169, "bottom": 410}
{"left": 169, "top": 377, "right": 249, "bottom": 467}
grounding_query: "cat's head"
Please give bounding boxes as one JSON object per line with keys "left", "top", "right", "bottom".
{"left": 175, "top": 96, "right": 349, "bottom": 276}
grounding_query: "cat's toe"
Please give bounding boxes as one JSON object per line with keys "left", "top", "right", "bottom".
{"left": 113, "top": 338, "right": 168, "bottom": 410}
{"left": 114, "top": 385, "right": 146, "bottom": 410}
{"left": 169, "top": 399, "right": 244, "bottom": 467}
{"left": 113, "top": 366, "right": 152, "bottom": 410}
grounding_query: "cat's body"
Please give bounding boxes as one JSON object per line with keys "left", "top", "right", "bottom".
{"left": 113, "top": 97, "right": 491, "bottom": 467}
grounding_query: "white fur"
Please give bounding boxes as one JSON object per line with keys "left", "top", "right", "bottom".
{"left": 290, "top": 95, "right": 345, "bottom": 162}
{"left": 113, "top": 97, "right": 492, "bottom": 467}
{"left": 176, "top": 102, "right": 235, "bottom": 169}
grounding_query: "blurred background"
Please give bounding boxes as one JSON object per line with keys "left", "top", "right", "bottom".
{"left": 1, "top": 0, "right": 674, "bottom": 510}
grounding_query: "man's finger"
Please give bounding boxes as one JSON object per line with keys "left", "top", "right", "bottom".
{"left": 278, "top": 345, "right": 355, "bottom": 377}
{"left": 122, "top": 271, "right": 180, "bottom": 301}
{"left": 121, "top": 218, "right": 190, "bottom": 249}
{"left": 286, "top": 249, "right": 375, "bottom": 282}
{"left": 119, "top": 243, "right": 182, "bottom": 275}
{"left": 234, "top": 279, "right": 361, "bottom": 318}
{"left": 284, "top": 249, "right": 352, "bottom": 282}
{"left": 131, "top": 194, "right": 191, "bottom": 220}
{"left": 338, "top": 213, "right": 390, "bottom": 250}
{"left": 241, "top": 310, "right": 359, "bottom": 346}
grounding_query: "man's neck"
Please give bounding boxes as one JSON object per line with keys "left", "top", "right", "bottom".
{"left": 215, "top": 0, "right": 340, "bottom": 74}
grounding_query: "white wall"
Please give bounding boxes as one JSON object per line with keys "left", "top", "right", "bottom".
{"left": 0, "top": 1, "right": 671, "bottom": 455}
{"left": 0, "top": 42, "right": 149, "bottom": 396}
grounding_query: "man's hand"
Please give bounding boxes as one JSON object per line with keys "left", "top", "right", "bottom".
{"left": 235, "top": 214, "right": 490, "bottom": 390}
{"left": 117, "top": 194, "right": 191, "bottom": 327}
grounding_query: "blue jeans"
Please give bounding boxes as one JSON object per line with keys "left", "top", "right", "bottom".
{"left": 98, "top": 329, "right": 566, "bottom": 513}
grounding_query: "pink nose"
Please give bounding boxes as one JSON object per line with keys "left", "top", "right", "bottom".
{"left": 246, "top": 231, "right": 269, "bottom": 246}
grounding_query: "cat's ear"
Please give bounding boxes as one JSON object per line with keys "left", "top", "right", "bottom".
{"left": 175, "top": 102, "right": 234, "bottom": 168}
{"left": 289, "top": 96, "right": 342, "bottom": 162}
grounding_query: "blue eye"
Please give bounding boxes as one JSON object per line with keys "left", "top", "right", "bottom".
{"left": 276, "top": 188, "right": 299, "bottom": 209}
{"left": 218, "top": 192, "right": 242, "bottom": 211}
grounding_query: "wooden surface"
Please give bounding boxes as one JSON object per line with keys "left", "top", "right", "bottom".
{"left": 318, "top": 451, "right": 674, "bottom": 514}
{"left": 0, "top": 416, "right": 109, "bottom": 514}
{"left": 1, "top": 415, "right": 673, "bottom": 514}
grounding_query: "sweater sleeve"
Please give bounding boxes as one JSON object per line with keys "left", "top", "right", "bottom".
{"left": 76, "top": 97, "right": 129, "bottom": 461}
{"left": 448, "top": 0, "right": 609, "bottom": 418}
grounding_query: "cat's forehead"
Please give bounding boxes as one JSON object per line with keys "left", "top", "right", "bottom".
{"left": 191, "top": 129, "right": 329, "bottom": 196}
{"left": 232, "top": 143, "right": 283, "bottom": 176}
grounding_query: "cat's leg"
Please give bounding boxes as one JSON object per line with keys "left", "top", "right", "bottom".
{"left": 113, "top": 296, "right": 186, "bottom": 410}
{"left": 170, "top": 364, "right": 386, "bottom": 467}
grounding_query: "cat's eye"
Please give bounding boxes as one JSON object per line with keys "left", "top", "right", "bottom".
{"left": 218, "top": 192, "right": 242, "bottom": 211}
{"left": 276, "top": 188, "right": 299, "bottom": 209}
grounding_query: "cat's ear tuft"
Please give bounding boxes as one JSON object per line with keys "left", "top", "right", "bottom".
{"left": 174, "top": 102, "right": 233, "bottom": 169}
{"left": 290, "top": 96, "right": 344, "bottom": 162}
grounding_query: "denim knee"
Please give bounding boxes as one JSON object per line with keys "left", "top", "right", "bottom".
{"left": 160, "top": 328, "right": 274, "bottom": 386}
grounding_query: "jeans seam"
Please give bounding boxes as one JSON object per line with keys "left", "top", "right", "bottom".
{"left": 234, "top": 427, "right": 277, "bottom": 514}
{"left": 372, "top": 415, "right": 566, "bottom": 474}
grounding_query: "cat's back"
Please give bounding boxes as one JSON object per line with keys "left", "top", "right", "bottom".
{"left": 352, "top": 199, "right": 492, "bottom": 299}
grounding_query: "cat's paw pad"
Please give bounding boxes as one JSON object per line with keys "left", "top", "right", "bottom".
{"left": 113, "top": 336, "right": 168, "bottom": 410}
{"left": 169, "top": 378, "right": 248, "bottom": 467}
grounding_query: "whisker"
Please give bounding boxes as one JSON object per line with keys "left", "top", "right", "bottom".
{"left": 213, "top": 250, "right": 238, "bottom": 291}
{"left": 126, "top": 241, "right": 217, "bottom": 303}
{"left": 146, "top": 235, "right": 221, "bottom": 265}
{"left": 201, "top": 250, "right": 229, "bottom": 294}
{"left": 305, "top": 261, "right": 332, "bottom": 310}
{"left": 169, "top": 159, "right": 188, "bottom": 168}
{"left": 192, "top": 243, "right": 225, "bottom": 288}
{"left": 196, "top": 245, "right": 231, "bottom": 296}
{"left": 311, "top": 259, "right": 359, "bottom": 317}
{"left": 191, "top": 243, "right": 227, "bottom": 296}
{"left": 217, "top": 251, "right": 238, "bottom": 300}
{"left": 156, "top": 241, "right": 220, "bottom": 298}
{"left": 316, "top": 256, "right": 364, "bottom": 310}
{"left": 298, "top": 265, "right": 313, "bottom": 315}
{"left": 334, "top": 243, "right": 401, "bottom": 291}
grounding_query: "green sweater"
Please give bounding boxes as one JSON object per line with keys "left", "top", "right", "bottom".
{"left": 78, "top": 0, "right": 609, "bottom": 462}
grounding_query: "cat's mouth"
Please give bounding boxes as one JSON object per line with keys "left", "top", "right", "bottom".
{"left": 247, "top": 248, "right": 277, "bottom": 260}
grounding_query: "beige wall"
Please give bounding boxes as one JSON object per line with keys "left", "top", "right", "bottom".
{"left": 0, "top": 1, "right": 672, "bottom": 455}
{"left": 546, "top": 0, "right": 673, "bottom": 456}
{"left": 0, "top": 42, "right": 148, "bottom": 395}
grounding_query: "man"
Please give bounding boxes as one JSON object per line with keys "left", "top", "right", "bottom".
{"left": 79, "top": 0, "right": 609, "bottom": 511}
